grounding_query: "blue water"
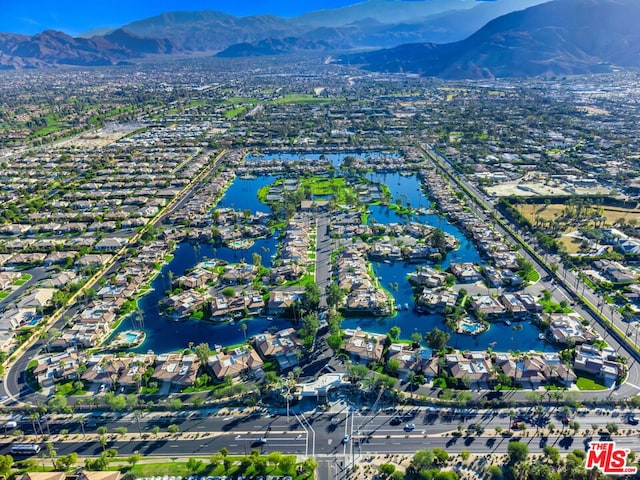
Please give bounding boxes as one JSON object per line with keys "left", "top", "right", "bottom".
{"left": 109, "top": 175, "right": 284, "bottom": 354}
{"left": 123, "top": 332, "right": 138, "bottom": 343}
{"left": 113, "top": 166, "right": 553, "bottom": 354}
{"left": 110, "top": 241, "right": 289, "bottom": 354}
{"left": 246, "top": 151, "right": 401, "bottom": 168}
{"left": 461, "top": 322, "right": 482, "bottom": 334}
{"left": 217, "top": 175, "right": 275, "bottom": 214}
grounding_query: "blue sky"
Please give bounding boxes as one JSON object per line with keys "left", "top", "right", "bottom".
{"left": 0, "top": 0, "right": 364, "bottom": 36}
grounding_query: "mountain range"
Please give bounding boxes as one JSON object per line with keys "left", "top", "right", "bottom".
{"left": 0, "top": 29, "right": 173, "bottom": 69}
{"left": 341, "top": 0, "right": 640, "bottom": 78}
{"left": 0, "top": 0, "right": 544, "bottom": 69}
{"left": 0, "top": 0, "right": 638, "bottom": 80}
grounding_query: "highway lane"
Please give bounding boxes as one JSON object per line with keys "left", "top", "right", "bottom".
{"left": 2, "top": 430, "right": 638, "bottom": 459}
{"left": 7, "top": 408, "right": 640, "bottom": 452}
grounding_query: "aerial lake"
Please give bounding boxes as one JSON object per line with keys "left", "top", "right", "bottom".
{"left": 111, "top": 153, "right": 553, "bottom": 354}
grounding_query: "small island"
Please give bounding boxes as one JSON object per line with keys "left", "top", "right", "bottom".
{"left": 109, "top": 330, "right": 146, "bottom": 349}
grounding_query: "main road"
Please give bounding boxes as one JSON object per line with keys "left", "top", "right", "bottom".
{"left": 2, "top": 407, "right": 639, "bottom": 457}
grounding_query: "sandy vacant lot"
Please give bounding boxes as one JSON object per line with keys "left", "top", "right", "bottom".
{"left": 517, "top": 203, "right": 640, "bottom": 230}
{"left": 55, "top": 124, "right": 140, "bottom": 149}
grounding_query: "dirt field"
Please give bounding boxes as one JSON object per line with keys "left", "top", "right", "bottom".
{"left": 517, "top": 203, "right": 640, "bottom": 230}
{"left": 55, "top": 124, "right": 139, "bottom": 149}
{"left": 557, "top": 236, "right": 584, "bottom": 254}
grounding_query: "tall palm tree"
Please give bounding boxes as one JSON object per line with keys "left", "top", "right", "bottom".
{"left": 134, "top": 410, "right": 143, "bottom": 438}
{"left": 77, "top": 415, "right": 87, "bottom": 438}
{"left": 240, "top": 322, "right": 248, "bottom": 342}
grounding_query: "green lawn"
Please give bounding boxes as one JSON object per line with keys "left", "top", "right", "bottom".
{"left": 13, "top": 273, "right": 32, "bottom": 286}
{"left": 576, "top": 375, "right": 608, "bottom": 391}
{"left": 299, "top": 177, "right": 357, "bottom": 205}
{"left": 54, "top": 381, "right": 88, "bottom": 396}
{"left": 224, "top": 107, "right": 246, "bottom": 119}
{"left": 127, "top": 457, "right": 312, "bottom": 479}
{"left": 539, "top": 298, "right": 572, "bottom": 314}
{"left": 268, "top": 93, "right": 337, "bottom": 105}
{"left": 525, "top": 269, "right": 541, "bottom": 283}
{"left": 222, "top": 97, "right": 258, "bottom": 105}
{"left": 0, "top": 292, "right": 8, "bottom": 300}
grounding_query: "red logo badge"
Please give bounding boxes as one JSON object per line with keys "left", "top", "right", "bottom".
{"left": 586, "top": 441, "right": 637, "bottom": 475}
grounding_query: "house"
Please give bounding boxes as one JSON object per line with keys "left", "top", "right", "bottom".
{"left": 220, "top": 264, "right": 258, "bottom": 285}
{"left": 449, "top": 263, "right": 482, "bottom": 283}
{"left": 33, "top": 347, "right": 81, "bottom": 387}
{"left": 573, "top": 344, "right": 622, "bottom": 387}
{"left": 94, "top": 237, "right": 127, "bottom": 252}
{"left": 342, "top": 328, "right": 386, "bottom": 365}
{"left": 446, "top": 351, "right": 494, "bottom": 389}
{"left": 208, "top": 346, "right": 264, "bottom": 380}
{"left": 546, "top": 313, "right": 597, "bottom": 345}
{"left": 408, "top": 267, "right": 448, "bottom": 288}
{"left": 594, "top": 260, "right": 636, "bottom": 284}
{"left": 345, "top": 287, "right": 391, "bottom": 316}
{"left": 117, "top": 355, "right": 155, "bottom": 391}
{"left": 81, "top": 355, "right": 131, "bottom": 388}
{"left": 469, "top": 295, "right": 506, "bottom": 317}
{"left": 254, "top": 328, "right": 302, "bottom": 369}
{"left": 20, "top": 473, "right": 67, "bottom": 480}
{"left": 0, "top": 307, "right": 38, "bottom": 329}
{"left": 516, "top": 293, "right": 543, "bottom": 312}
{"left": 18, "top": 288, "right": 56, "bottom": 309}
{"left": 268, "top": 287, "right": 306, "bottom": 315}
{"left": 78, "top": 472, "right": 122, "bottom": 480}
{"left": 40, "top": 270, "right": 78, "bottom": 288}
{"left": 387, "top": 344, "right": 436, "bottom": 381}
{"left": 151, "top": 353, "right": 200, "bottom": 388}
{"left": 483, "top": 267, "right": 503, "bottom": 287}
{"left": 177, "top": 267, "right": 216, "bottom": 289}
{"left": 499, "top": 294, "right": 528, "bottom": 317}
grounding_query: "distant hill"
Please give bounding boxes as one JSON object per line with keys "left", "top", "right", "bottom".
{"left": 102, "top": 28, "right": 174, "bottom": 54}
{"left": 216, "top": 0, "right": 547, "bottom": 58}
{"left": 121, "top": 11, "right": 305, "bottom": 51}
{"left": 0, "top": 29, "right": 175, "bottom": 69}
{"left": 294, "top": 0, "right": 474, "bottom": 27}
{"left": 78, "top": 28, "right": 116, "bottom": 39}
{"left": 122, "top": 0, "right": 548, "bottom": 53}
{"left": 216, "top": 37, "right": 332, "bottom": 58}
{"left": 340, "top": 0, "right": 640, "bottom": 79}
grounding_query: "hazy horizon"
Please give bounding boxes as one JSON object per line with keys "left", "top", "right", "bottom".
{"left": 0, "top": 0, "right": 368, "bottom": 36}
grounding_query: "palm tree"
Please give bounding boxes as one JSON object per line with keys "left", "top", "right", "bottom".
{"left": 508, "top": 409, "right": 516, "bottom": 432}
{"left": 134, "top": 410, "right": 143, "bottom": 438}
{"left": 77, "top": 415, "right": 87, "bottom": 438}
{"left": 39, "top": 406, "right": 51, "bottom": 436}
{"left": 29, "top": 412, "right": 42, "bottom": 437}
{"left": 407, "top": 371, "right": 417, "bottom": 391}
{"left": 240, "top": 322, "right": 248, "bottom": 342}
